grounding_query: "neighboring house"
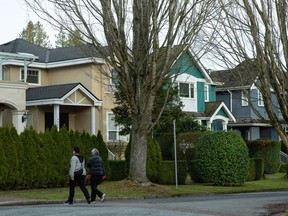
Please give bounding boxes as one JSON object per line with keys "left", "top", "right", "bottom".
{"left": 0, "top": 39, "right": 235, "bottom": 144}
{"left": 210, "top": 60, "right": 280, "bottom": 141}
{"left": 0, "top": 38, "right": 128, "bottom": 143}
{"left": 170, "top": 49, "right": 235, "bottom": 130}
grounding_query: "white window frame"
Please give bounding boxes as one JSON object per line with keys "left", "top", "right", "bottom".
{"left": 258, "top": 90, "right": 264, "bottom": 106}
{"left": 20, "top": 68, "right": 41, "bottom": 85}
{"left": 107, "top": 112, "right": 119, "bottom": 141}
{"left": 204, "top": 84, "right": 209, "bottom": 101}
{"left": 178, "top": 82, "right": 195, "bottom": 99}
{"left": 241, "top": 90, "right": 248, "bottom": 106}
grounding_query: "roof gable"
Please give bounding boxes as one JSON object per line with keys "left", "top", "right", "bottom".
{"left": 171, "top": 49, "right": 214, "bottom": 83}
{"left": 26, "top": 82, "right": 102, "bottom": 106}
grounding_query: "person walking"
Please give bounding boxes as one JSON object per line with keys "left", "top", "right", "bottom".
{"left": 64, "top": 147, "right": 91, "bottom": 205}
{"left": 86, "top": 148, "right": 106, "bottom": 203}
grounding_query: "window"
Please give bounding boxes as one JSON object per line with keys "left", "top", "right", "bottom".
{"left": 108, "top": 69, "right": 119, "bottom": 92}
{"left": 21, "top": 68, "right": 40, "bottom": 84}
{"left": 107, "top": 113, "right": 118, "bottom": 141}
{"left": 204, "top": 85, "right": 209, "bottom": 101}
{"left": 258, "top": 90, "right": 264, "bottom": 106}
{"left": 241, "top": 90, "right": 248, "bottom": 106}
{"left": 178, "top": 82, "right": 194, "bottom": 98}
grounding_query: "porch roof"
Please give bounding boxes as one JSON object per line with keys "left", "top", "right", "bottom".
{"left": 26, "top": 82, "right": 102, "bottom": 107}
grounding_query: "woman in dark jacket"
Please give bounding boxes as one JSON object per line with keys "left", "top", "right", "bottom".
{"left": 86, "top": 148, "right": 106, "bottom": 203}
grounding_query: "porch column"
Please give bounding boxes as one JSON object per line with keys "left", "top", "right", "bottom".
{"left": 206, "top": 120, "right": 212, "bottom": 130}
{"left": 91, "top": 106, "right": 96, "bottom": 135}
{"left": 54, "top": 104, "right": 60, "bottom": 131}
{"left": 11, "top": 110, "right": 27, "bottom": 134}
{"left": 222, "top": 121, "right": 228, "bottom": 131}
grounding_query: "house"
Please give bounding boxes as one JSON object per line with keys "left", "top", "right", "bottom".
{"left": 170, "top": 49, "right": 236, "bottom": 130}
{"left": 0, "top": 39, "right": 235, "bottom": 145}
{"left": 210, "top": 60, "right": 280, "bottom": 141}
{"left": 0, "top": 38, "right": 128, "bottom": 143}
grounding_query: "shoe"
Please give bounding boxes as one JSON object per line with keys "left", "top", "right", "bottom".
{"left": 100, "top": 194, "right": 106, "bottom": 202}
{"left": 87, "top": 199, "right": 91, "bottom": 204}
{"left": 91, "top": 201, "right": 96, "bottom": 204}
{"left": 64, "top": 201, "right": 73, "bottom": 205}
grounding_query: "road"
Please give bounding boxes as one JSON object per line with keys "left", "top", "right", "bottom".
{"left": 0, "top": 191, "right": 287, "bottom": 216}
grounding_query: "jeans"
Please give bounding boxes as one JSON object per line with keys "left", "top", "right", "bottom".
{"left": 67, "top": 175, "right": 90, "bottom": 203}
{"left": 90, "top": 175, "right": 104, "bottom": 201}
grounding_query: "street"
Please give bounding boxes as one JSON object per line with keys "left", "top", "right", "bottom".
{"left": 0, "top": 191, "right": 288, "bottom": 216}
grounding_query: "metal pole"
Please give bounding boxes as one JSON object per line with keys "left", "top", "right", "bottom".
{"left": 173, "top": 120, "right": 178, "bottom": 189}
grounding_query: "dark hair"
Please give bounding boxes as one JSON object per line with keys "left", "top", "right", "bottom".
{"left": 73, "top": 147, "right": 80, "bottom": 154}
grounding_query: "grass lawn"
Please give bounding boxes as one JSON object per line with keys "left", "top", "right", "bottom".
{"left": 0, "top": 173, "right": 287, "bottom": 201}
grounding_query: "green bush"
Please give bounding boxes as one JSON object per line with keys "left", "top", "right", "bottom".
{"left": 247, "top": 139, "right": 281, "bottom": 174}
{"left": 159, "top": 160, "right": 188, "bottom": 185}
{"left": 247, "top": 158, "right": 264, "bottom": 181}
{"left": 193, "top": 131, "right": 249, "bottom": 186}
{"left": 109, "top": 160, "right": 128, "bottom": 180}
{"left": 0, "top": 126, "right": 109, "bottom": 189}
{"left": 176, "top": 132, "right": 203, "bottom": 161}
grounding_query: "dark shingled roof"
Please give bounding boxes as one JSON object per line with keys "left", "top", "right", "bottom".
{"left": 204, "top": 101, "right": 223, "bottom": 117}
{"left": 209, "top": 59, "right": 259, "bottom": 88}
{"left": 0, "top": 39, "right": 104, "bottom": 63}
{"left": 26, "top": 83, "right": 81, "bottom": 101}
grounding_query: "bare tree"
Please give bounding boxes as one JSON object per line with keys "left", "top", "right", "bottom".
{"left": 207, "top": 0, "right": 288, "bottom": 148}
{"left": 24, "top": 0, "right": 218, "bottom": 184}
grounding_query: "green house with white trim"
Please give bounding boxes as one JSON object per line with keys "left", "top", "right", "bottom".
{"left": 171, "top": 49, "right": 235, "bottom": 130}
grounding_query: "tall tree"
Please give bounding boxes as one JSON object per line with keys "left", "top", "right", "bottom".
{"left": 206, "top": 0, "right": 288, "bottom": 149}
{"left": 55, "top": 28, "right": 83, "bottom": 47}
{"left": 25, "top": 0, "right": 219, "bottom": 184}
{"left": 55, "top": 26, "right": 68, "bottom": 48}
{"left": 20, "top": 21, "right": 51, "bottom": 48}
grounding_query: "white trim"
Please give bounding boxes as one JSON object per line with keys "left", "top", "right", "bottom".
{"left": 26, "top": 84, "right": 102, "bottom": 107}
{"left": 2, "top": 57, "right": 105, "bottom": 69}
{"left": 210, "top": 102, "right": 236, "bottom": 122}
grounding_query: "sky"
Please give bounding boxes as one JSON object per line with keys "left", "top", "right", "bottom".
{"left": 0, "top": 0, "right": 55, "bottom": 45}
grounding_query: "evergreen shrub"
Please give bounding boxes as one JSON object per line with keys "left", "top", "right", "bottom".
{"left": 159, "top": 160, "right": 187, "bottom": 185}
{"left": 247, "top": 139, "right": 281, "bottom": 174}
{"left": 109, "top": 160, "right": 128, "bottom": 180}
{"left": 193, "top": 131, "right": 249, "bottom": 186}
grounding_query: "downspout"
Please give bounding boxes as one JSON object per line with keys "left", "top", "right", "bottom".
{"left": 228, "top": 90, "right": 232, "bottom": 112}
{"left": 24, "top": 57, "right": 36, "bottom": 82}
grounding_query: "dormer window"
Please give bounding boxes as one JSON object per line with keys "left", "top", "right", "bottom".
{"left": 178, "top": 82, "right": 194, "bottom": 98}
{"left": 21, "top": 68, "right": 40, "bottom": 84}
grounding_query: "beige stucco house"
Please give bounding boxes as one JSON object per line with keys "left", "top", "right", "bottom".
{"left": 0, "top": 39, "right": 128, "bottom": 144}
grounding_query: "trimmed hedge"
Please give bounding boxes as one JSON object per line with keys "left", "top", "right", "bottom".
{"left": 193, "top": 131, "right": 249, "bottom": 186}
{"left": 0, "top": 126, "right": 108, "bottom": 190}
{"left": 247, "top": 158, "right": 264, "bottom": 181}
{"left": 109, "top": 160, "right": 128, "bottom": 181}
{"left": 159, "top": 160, "right": 187, "bottom": 185}
{"left": 247, "top": 139, "right": 281, "bottom": 174}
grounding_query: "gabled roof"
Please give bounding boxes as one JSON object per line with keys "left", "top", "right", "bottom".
{"left": 0, "top": 38, "right": 105, "bottom": 63}
{"left": 209, "top": 59, "right": 258, "bottom": 89}
{"left": 205, "top": 101, "right": 236, "bottom": 122}
{"left": 26, "top": 82, "right": 102, "bottom": 106}
{"left": 185, "top": 101, "right": 236, "bottom": 122}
